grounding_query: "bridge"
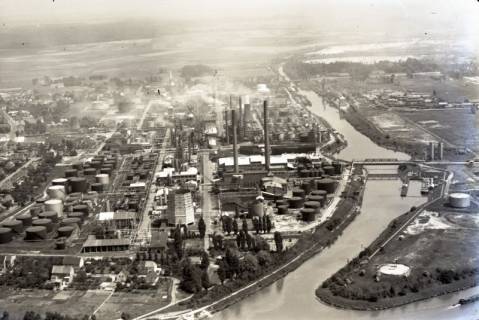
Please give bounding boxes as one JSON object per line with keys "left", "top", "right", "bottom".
{"left": 351, "top": 158, "right": 471, "bottom": 166}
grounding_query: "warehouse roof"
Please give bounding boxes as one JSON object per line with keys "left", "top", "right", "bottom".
{"left": 83, "top": 238, "right": 131, "bottom": 248}
{"left": 98, "top": 212, "right": 136, "bottom": 221}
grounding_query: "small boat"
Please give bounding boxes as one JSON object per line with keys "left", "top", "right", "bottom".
{"left": 458, "top": 294, "right": 479, "bottom": 305}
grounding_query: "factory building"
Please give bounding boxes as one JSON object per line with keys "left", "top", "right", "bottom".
{"left": 167, "top": 189, "right": 195, "bottom": 225}
{"left": 82, "top": 238, "right": 131, "bottom": 253}
{"left": 97, "top": 211, "right": 137, "bottom": 229}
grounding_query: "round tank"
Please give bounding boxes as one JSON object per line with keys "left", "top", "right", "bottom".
{"left": 311, "top": 189, "right": 327, "bottom": 197}
{"left": 315, "top": 178, "right": 337, "bottom": 194}
{"left": 2, "top": 220, "right": 23, "bottom": 233}
{"left": 90, "top": 161, "right": 102, "bottom": 169}
{"left": 45, "top": 199, "right": 63, "bottom": 217}
{"left": 52, "top": 178, "right": 69, "bottom": 186}
{"left": 47, "top": 185, "right": 66, "bottom": 200}
{"left": 300, "top": 208, "right": 316, "bottom": 222}
{"left": 68, "top": 211, "right": 85, "bottom": 221}
{"left": 57, "top": 226, "right": 75, "bottom": 238}
{"left": 0, "top": 227, "right": 13, "bottom": 243}
{"left": 61, "top": 217, "right": 82, "bottom": 227}
{"left": 30, "top": 204, "right": 43, "bottom": 217}
{"left": 277, "top": 205, "right": 289, "bottom": 215}
{"left": 304, "top": 201, "right": 321, "bottom": 213}
{"left": 69, "top": 177, "right": 87, "bottom": 193}
{"left": 275, "top": 199, "right": 288, "bottom": 207}
{"left": 72, "top": 204, "right": 89, "bottom": 216}
{"left": 323, "top": 166, "right": 335, "bottom": 176}
{"left": 449, "top": 193, "right": 471, "bottom": 208}
{"left": 65, "top": 169, "right": 78, "bottom": 178}
{"left": 84, "top": 168, "right": 97, "bottom": 176}
{"left": 32, "top": 218, "right": 53, "bottom": 232}
{"left": 307, "top": 195, "right": 326, "bottom": 207}
{"left": 292, "top": 188, "right": 306, "bottom": 198}
{"left": 39, "top": 211, "right": 59, "bottom": 223}
{"left": 95, "top": 174, "right": 109, "bottom": 185}
{"left": 300, "top": 182, "right": 313, "bottom": 195}
{"left": 128, "top": 201, "right": 138, "bottom": 211}
{"left": 100, "top": 167, "right": 112, "bottom": 175}
{"left": 72, "top": 162, "right": 83, "bottom": 170}
{"left": 332, "top": 162, "right": 343, "bottom": 175}
{"left": 91, "top": 183, "right": 103, "bottom": 192}
{"left": 55, "top": 238, "right": 66, "bottom": 250}
{"left": 249, "top": 201, "right": 264, "bottom": 217}
{"left": 17, "top": 213, "right": 32, "bottom": 227}
{"left": 288, "top": 197, "right": 305, "bottom": 209}
{"left": 25, "top": 226, "right": 47, "bottom": 240}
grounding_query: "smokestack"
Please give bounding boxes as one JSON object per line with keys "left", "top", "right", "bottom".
{"left": 188, "top": 132, "right": 192, "bottom": 163}
{"left": 224, "top": 108, "right": 229, "bottom": 144}
{"left": 238, "top": 96, "right": 243, "bottom": 141}
{"left": 429, "top": 142, "right": 435, "bottom": 161}
{"left": 232, "top": 109, "right": 239, "bottom": 174}
{"left": 263, "top": 100, "right": 270, "bottom": 172}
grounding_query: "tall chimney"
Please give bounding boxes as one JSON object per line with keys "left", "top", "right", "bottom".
{"left": 232, "top": 109, "right": 239, "bottom": 174}
{"left": 263, "top": 100, "right": 270, "bottom": 172}
{"left": 224, "top": 108, "right": 229, "bottom": 144}
{"left": 238, "top": 96, "right": 243, "bottom": 141}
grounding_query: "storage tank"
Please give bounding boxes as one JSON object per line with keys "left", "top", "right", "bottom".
{"left": 307, "top": 195, "right": 326, "bottom": 207}
{"left": 311, "top": 189, "right": 327, "bottom": 197}
{"left": 25, "top": 226, "right": 47, "bottom": 240}
{"left": 30, "top": 204, "right": 43, "bottom": 217}
{"left": 61, "top": 217, "right": 82, "bottom": 227}
{"left": 275, "top": 199, "right": 288, "bottom": 207}
{"left": 39, "top": 211, "right": 59, "bottom": 223}
{"left": 52, "top": 178, "right": 69, "bottom": 187}
{"left": 323, "top": 166, "right": 336, "bottom": 176}
{"left": 32, "top": 219, "right": 53, "bottom": 233}
{"left": 45, "top": 199, "right": 63, "bottom": 217}
{"left": 64, "top": 169, "right": 78, "bottom": 178}
{"left": 47, "top": 185, "right": 66, "bottom": 200}
{"left": 57, "top": 226, "right": 75, "bottom": 238}
{"left": 91, "top": 183, "right": 103, "bottom": 192}
{"left": 300, "top": 182, "right": 313, "bottom": 195}
{"left": 72, "top": 204, "right": 89, "bottom": 216}
{"left": 449, "top": 193, "right": 471, "bottom": 208}
{"left": 17, "top": 213, "right": 32, "bottom": 227}
{"left": 69, "top": 177, "right": 87, "bottom": 193}
{"left": 332, "top": 162, "right": 343, "bottom": 175}
{"left": 90, "top": 161, "right": 102, "bottom": 169}
{"left": 249, "top": 201, "right": 264, "bottom": 217}
{"left": 315, "top": 178, "right": 337, "bottom": 194}
{"left": 84, "top": 168, "right": 97, "bottom": 176}
{"left": 2, "top": 220, "right": 23, "bottom": 233}
{"left": 95, "top": 174, "right": 109, "bottom": 185}
{"left": 72, "top": 162, "right": 83, "bottom": 170}
{"left": 68, "top": 211, "right": 85, "bottom": 221}
{"left": 300, "top": 208, "right": 316, "bottom": 222}
{"left": 100, "top": 167, "right": 112, "bottom": 175}
{"left": 288, "top": 197, "right": 305, "bottom": 209}
{"left": 55, "top": 238, "right": 66, "bottom": 250}
{"left": 276, "top": 205, "right": 289, "bottom": 215}
{"left": 304, "top": 201, "right": 321, "bottom": 213}
{"left": 0, "top": 227, "right": 12, "bottom": 243}
{"left": 292, "top": 188, "right": 305, "bottom": 198}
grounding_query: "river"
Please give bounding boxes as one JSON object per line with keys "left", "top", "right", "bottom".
{"left": 212, "top": 89, "right": 479, "bottom": 320}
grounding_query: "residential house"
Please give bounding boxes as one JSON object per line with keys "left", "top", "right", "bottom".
{"left": 51, "top": 265, "right": 75, "bottom": 290}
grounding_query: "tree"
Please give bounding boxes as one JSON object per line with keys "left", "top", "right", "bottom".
{"left": 201, "top": 270, "right": 210, "bottom": 290}
{"left": 239, "top": 253, "right": 259, "bottom": 280}
{"left": 246, "top": 232, "right": 255, "bottom": 251}
{"left": 242, "top": 218, "right": 248, "bottom": 233}
{"left": 224, "top": 216, "right": 233, "bottom": 235}
{"left": 274, "top": 231, "right": 284, "bottom": 252}
{"left": 180, "top": 259, "right": 202, "bottom": 293}
{"left": 257, "top": 250, "right": 272, "bottom": 267}
{"left": 232, "top": 219, "right": 239, "bottom": 235}
{"left": 217, "top": 261, "right": 227, "bottom": 285}
{"left": 225, "top": 248, "right": 240, "bottom": 278}
{"left": 253, "top": 218, "right": 260, "bottom": 234}
{"left": 173, "top": 226, "right": 183, "bottom": 258}
{"left": 198, "top": 216, "right": 206, "bottom": 238}
{"left": 120, "top": 312, "right": 130, "bottom": 320}
{"left": 200, "top": 251, "right": 209, "bottom": 270}
{"left": 266, "top": 216, "right": 272, "bottom": 233}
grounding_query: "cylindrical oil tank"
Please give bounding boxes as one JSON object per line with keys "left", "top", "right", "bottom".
{"left": 57, "top": 226, "right": 75, "bottom": 238}
{"left": 277, "top": 205, "right": 289, "bottom": 215}
{"left": 139, "top": 171, "right": 148, "bottom": 179}
{"left": 61, "top": 217, "right": 82, "bottom": 227}
{"left": 47, "top": 185, "right": 66, "bottom": 200}
{"left": 72, "top": 204, "right": 89, "bottom": 216}
{"left": 126, "top": 173, "right": 134, "bottom": 180}
{"left": 90, "top": 161, "right": 102, "bottom": 169}
{"left": 449, "top": 193, "right": 471, "bottom": 208}
{"left": 300, "top": 208, "right": 316, "bottom": 222}
{"left": 68, "top": 211, "right": 85, "bottom": 221}
{"left": 30, "top": 204, "right": 43, "bottom": 217}
{"left": 323, "top": 166, "right": 335, "bottom": 176}
{"left": 128, "top": 201, "right": 138, "bottom": 211}
{"left": 52, "top": 178, "right": 69, "bottom": 187}
{"left": 275, "top": 199, "right": 288, "bottom": 207}
{"left": 69, "top": 177, "right": 87, "bottom": 193}
{"left": 84, "top": 168, "right": 97, "bottom": 176}
{"left": 307, "top": 195, "right": 326, "bottom": 207}
{"left": 64, "top": 169, "right": 78, "bottom": 178}
{"left": 95, "top": 174, "right": 109, "bottom": 185}
{"left": 304, "top": 201, "right": 321, "bottom": 213}
{"left": 91, "top": 183, "right": 103, "bottom": 192}
{"left": 311, "top": 189, "right": 328, "bottom": 197}
{"left": 55, "top": 238, "right": 66, "bottom": 250}
{"left": 315, "top": 178, "right": 337, "bottom": 194}
{"left": 332, "top": 162, "right": 343, "bottom": 175}
{"left": 299, "top": 170, "right": 311, "bottom": 178}
{"left": 300, "top": 182, "right": 313, "bottom": 195}
{"left": 39, "top": 211, "right": 59, "bottom": 223}
{"left": 72, "top": 162, "right": 83, "bottom": 170}
{"left": 44, "top": 199, "right": 63, "bottom": 217}
{"left": 25, "top": 226, "right": 47, "bottom": 240}
{"left": 292, "top": 188, "right": 306, "bottom": 198}
{"left": 104, "top": 161, "right": 116, "bottom": 169}
{"left": 36, "top": 197, "right": 47, "bottom": 204}
{"left": 288, "top": 196, "right": 305, "bottom": 209}
{"left": 32, "top": 219, "right": 53, "bottom": 233}
{"left": 100, "top": 167, "right": 112, "bottom": 175}
{"left": 17, "top": 213, "right": 32, "bottom": 227}
{"left": 0, "top": 227, "right": 12, "bottom": 243}
{"left": 249, "top": 201, "right": 264, "bottom": 217}
{"left": 2, "top": 220, "right": 23, "bottom": 233}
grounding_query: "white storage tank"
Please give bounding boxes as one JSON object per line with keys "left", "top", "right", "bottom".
{"left": 47, "top": 185, "right": 66, "bottom": 200}
{"left": 45, "top": 199, "right": 64, "bottom": 217}
{"left": 95, "top": 174, "right": 110, "bottom": 185}
{"left": 449, "top": 193, "right": 470, "bottom": 208}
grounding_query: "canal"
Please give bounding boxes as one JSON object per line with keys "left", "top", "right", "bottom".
{"left": 212, "top": 90, "right": 479, "bottom": 319}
